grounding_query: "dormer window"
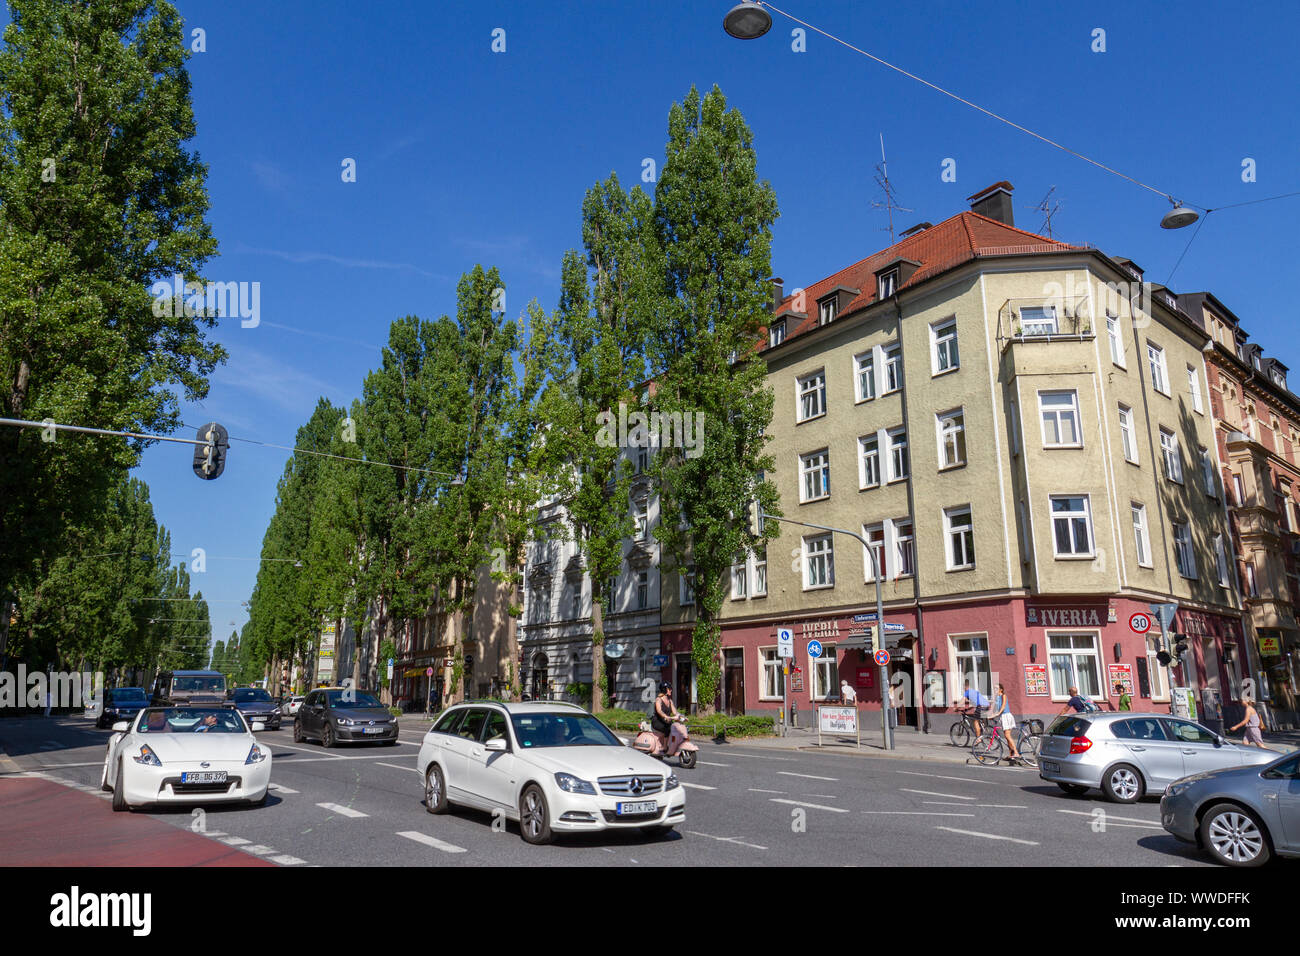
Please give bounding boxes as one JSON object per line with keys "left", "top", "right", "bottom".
{"left": 878, "top": 270, "right": 898, "bottom": 299}
{"left": 769, "top": 320, "right": 786, "bottom": 347}
{"left": 1272, "top": 369, "right": 1286, "bottom": 389}
{"left": 819, "top": 298, "right": 838, "bottom": 325}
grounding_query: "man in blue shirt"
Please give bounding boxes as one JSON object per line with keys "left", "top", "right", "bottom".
{"left": 1057, "top": 686, "right": 1090, "bottom": 716}
{"left": 957, "top": 679, "right": 990, "bottom": 737}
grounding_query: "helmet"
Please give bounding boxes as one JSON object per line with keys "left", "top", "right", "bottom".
{"left": 659, "top": 681, "right": 672, "bottom": 694}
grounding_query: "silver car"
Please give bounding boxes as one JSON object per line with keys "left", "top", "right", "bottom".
{"left": 1161, "top": 749, "right": 1300, "bottom": 866}
{"left": 1037, "top": 712, "right": 1279, "bottom": 804}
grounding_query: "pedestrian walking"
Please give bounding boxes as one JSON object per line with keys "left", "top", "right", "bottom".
{"left": 1229, "top": 696, "right": 1265, "bottom": 747}
{"left": 990, "top": 682, "right": 1020, "bottom": 759}
{"left": 1115, "top": 682, "right": 1132, "bottom": 712}
{"left": 840, "top": 679, "right": 857, "bottom": 706}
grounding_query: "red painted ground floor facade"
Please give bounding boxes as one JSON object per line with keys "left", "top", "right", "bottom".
{"left": 661, "top": 595, "right": 1251, "bottom": 732}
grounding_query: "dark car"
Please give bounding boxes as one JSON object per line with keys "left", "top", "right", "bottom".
{"left": 96, "top": 687, "right": 149, "bottom": 729}
{"left": 228, "top": 687, "right": 282, "bottom": 731}
{"left": 1161, "top": 748, "right": 1300, "bottom": 867}
{"left": 151, "top": 670, "right": 227, "bottom": 707}
{"left": 293, "top": 687, "right": 398, "bottom": 747}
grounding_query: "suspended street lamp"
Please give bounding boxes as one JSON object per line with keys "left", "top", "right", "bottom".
{"left": 1160, "top": 201, "right": 1200, "bottom": 230}
{"left": 723, "top": 2, "right": 772, "bottom": 39}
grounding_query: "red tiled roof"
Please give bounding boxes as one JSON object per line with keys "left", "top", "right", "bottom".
{"left": 766, "top": 211, "right": 1080, "bottom": 350}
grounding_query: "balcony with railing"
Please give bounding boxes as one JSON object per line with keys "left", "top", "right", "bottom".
{"left": 997, "top": 295, "right": 1094, "bottom": 350}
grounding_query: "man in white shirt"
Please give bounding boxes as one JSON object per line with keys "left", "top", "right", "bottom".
{"left": 840, "top": 679, "right": 857, "bottom": 705}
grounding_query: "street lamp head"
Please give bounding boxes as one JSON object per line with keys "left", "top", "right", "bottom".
{"left": 1160, "top": 202, "right": 1199, "bottom": 229}
{"left": 292, "top": 560, "right": 303, "bottom": 568}
{"left": 723, "top": 2, "right": 772, "bottom": 40}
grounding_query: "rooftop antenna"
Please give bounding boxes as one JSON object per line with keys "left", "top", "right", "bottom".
{"left": 871, "top": 134, "right": 912, "bottom": 245}
{"left": 1029, "top": 185, "right": 1062, "bottom": 238}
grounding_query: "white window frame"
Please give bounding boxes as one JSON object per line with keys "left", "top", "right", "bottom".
{"left": 931, "top": 318, "right": 959, "bottom": 376}
{"left": 887, "top": 427, "right": 909, "bottom": 482}
{"left": 1118, "top": 404, "right": 1138, "bottom": 464}
{"left": 1200, "top": 448, "right": 1216, "bottom": 497}
{"left": 882, "top": 343, "right": 903, "bottom": 394}
{"left": 1146, "top": 637, "right": 1170, "bottom": 702}
{"left": 1047, "top": 633, "right": 1102, "bottom": 702}
{"left": 878, "top": 271, "right": 897, "bottom": 299}
{"left": 1050, "top": 494, "right": 1095, "bottom": 558}
{"left": 1106, "top": 313, "right": 1125, "bottom": 367}
{"left": 1039, "top": 390, "right": 1082, "bottom": 448}
{"left": 1148, "top": 342, "right": 1169, "bottom": 396}
{"left": 854, "top": 351, "right": 876, "bottom": 402}
{"left": 1131, "top": 503, "right": 1152, "bottom": 568}
{"left": 894, "top": 519, "right": 915, "bottom": 578}
{"left": 803, "top": 533, "right": 835, "bottom": 590}
{"left": 635, "top": 571, "right": 649, "bottom": 611}
{"left": 1172, "top": 522, "right": 1197, "bottom": 580}
{"left": 769, "top": 320, "right": 786, "bottom": 348}
{"left": 633, "top": 496, "right": 649, "bottom": 541}
{"left": 730, "top": 559, "right": 747, "bottom": 600}
{"left": 1214, "top": 535, "right": 1230, "bottom": 587}
{"left": 859, "top": 434, "right": 881, "bottom": 489}
{"left": 812, "top": 642, "right": 839, "bottom": 701}
{"left": 1187, "top": 365, "right": 1204, "bottom": 414}
{"left": 800, "top": 449, "right": 831, "bottom": 502}
{"left": 1020, "top": 305, "right": 1058, "bottom": 336}
{"left": 944, "top": 506, "right": 975, "bottom": 571}
{"left": 1160, "top": 428, "right": 1183, "bottom": 483}
{"left": 819, "top": 297, "right": 838, "bottom": 326}
{"left": 952, "top": 634, "right": 991, "bottom": 697}
{"left": 759, "top": 647, "right": 785, "bottom": 700}
{"left": 752, "top": 549, "right": 767, "bottom": 597}
{"left": 937, "top": 408, "right": 966, "bottom": 469}
{"left": 862, "top": 523, "right": 885, "bottom": 582}
{"left": 797, "top": 370, "right": 826, "bottom": 423}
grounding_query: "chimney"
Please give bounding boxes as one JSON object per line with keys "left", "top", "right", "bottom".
{"left": 967, "top": 181, "right": 1014, "bottom": 226}
{"left": 770, "top": 276, "right": 784, "bottom": 311}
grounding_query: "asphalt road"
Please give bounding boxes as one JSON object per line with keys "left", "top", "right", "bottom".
{"left": 0, "top": 715, "right": 1233, "bottom": 867}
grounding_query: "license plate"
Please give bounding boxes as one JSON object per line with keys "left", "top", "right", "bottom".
{"left": 1041, "top": 760, "right": 1061, "bottom": 773}
{"left": 616, "top": 800, "right": 658, "bottom": 815}
{"left": 181, "top": 771, "right": 227, "bottom": 784}
{"left": 362, "top": 727, "right": 384, "bottom": 734}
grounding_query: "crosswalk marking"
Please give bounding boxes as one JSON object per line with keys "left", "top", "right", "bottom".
{"left": 316, "top": 802, "right": 368, "bottom": 818}
{"left": 376, "top": 762, "right": 420, "bottom": 774}
{"left": 270, "top": 854, "right": 307, "bottom": 866}
{"left": 680, "top": 781, "right": 715, "bottom": 790}
{"left": 397, "top": 830, "right": 467, "bottom": 854}
{"left": 269, "top": 783, "right": 298, "bottom": 794}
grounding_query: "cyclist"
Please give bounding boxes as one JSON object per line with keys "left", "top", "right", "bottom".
{"left": 956, "top": 679, "right": 989, "bottom": 738}
{"left": 1057, "top": 685, "right": 1091, "bottom": 717}
{"left": 989, "top": 682, "right": 1020, "bottom": 760}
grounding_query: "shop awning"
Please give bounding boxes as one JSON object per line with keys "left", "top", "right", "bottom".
{"left": 837, "top": 631, "right": 917, "bottom": 651}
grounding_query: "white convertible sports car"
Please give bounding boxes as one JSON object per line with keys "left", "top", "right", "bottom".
{"left": 101, "top": 706, "right": 272, "bottom": 811}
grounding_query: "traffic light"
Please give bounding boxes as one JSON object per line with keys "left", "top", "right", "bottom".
{"left": 192, "top": 422, "right": 229, "bottom": 480}
{"left": 1156, "top": 649, "right": 1173, "bottom": 667}
{"left": 865, "top": 623, "right": 879, "bottom": 655}
{"left": 1173, "top": 634, "right": 1189, "bottom": 658}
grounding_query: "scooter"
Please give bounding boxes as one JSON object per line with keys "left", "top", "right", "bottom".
{"left": 632, "top": 717, "right": 698, "bottom": 769}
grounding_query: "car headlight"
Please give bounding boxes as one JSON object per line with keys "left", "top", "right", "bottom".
{"left": 554, "top": 772, "right": 597, "bottom": 795}
{"left": 336, "top": 717, "right": 353, "bottom": 726}
{"left": 665, "top": 773, "right": 680, "bottom": 791}
{"left": 133, "top": 744, "right": 162, "bottom": 766}
{"left": 245, "top": 743, "right": 267, "bottom": 765}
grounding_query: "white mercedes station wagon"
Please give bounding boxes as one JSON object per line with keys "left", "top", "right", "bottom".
{"left": 416, "top": 701, "right": 686, "bottom": 844}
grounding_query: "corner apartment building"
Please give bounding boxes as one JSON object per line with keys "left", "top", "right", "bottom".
{"left": 660, "top": 182, "right": 1244, "bottom": 729}
{"left": 1180, "top": 290, "right": 1300, "bottom": 729}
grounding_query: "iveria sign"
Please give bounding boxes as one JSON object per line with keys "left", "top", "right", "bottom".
{"left": 1024, "top": 605, "right": 1110, "bottom": 627}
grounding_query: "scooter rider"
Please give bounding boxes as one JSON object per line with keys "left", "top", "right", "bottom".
{"left": 653, "top": 682, "right": 681, "bottom": 738}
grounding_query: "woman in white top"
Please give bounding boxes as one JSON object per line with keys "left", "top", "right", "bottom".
{"left": 990, "top": 682, "right": 1020, "bottom": 759}
{"left": 1229, "top": 697, "right": 1265, "bottom": 747}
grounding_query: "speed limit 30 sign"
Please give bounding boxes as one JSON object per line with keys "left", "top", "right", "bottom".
{"left": 1128, "top": 612, "right": 1152, "bottom": 635}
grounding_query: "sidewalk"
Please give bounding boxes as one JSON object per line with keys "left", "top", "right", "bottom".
{"left": 717, "top": 724, "right": 979, "bottom": 764}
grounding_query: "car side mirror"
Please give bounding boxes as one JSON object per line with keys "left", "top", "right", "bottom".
{"left": 112, "top": 721, "right": 129, "bottom": 732}
{"left": 484, "top": 738, "right": 508, "bottom": 752}
{"left": 251, "top": 721, "right": 266, "bottom": 732}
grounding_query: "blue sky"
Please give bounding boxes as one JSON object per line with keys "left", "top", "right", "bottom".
{"left": 15, "top": 1, "right": 1300, "bottom": 649}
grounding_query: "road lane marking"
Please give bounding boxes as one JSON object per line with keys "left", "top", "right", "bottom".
{"left": 684, "top": 830, "right": 767, "bottom": 850}
{"left": 806, "top": 793, "right": 837, "bottom": 799}
{"left": 923, "top": 801, "right": 975, "bottom": 806}
{"left": 748, "top": 788, "right": 785, "bottom": 794}
{"left": 397, "top": 830, "right": 468, "bottom": 854}
{"left": 978, "top": 804, "right": 1028, "bottom": 809}
{"left": 934, "top": 826, "right": 1039, "bottom": 845}
{"left": 277, "top": 753, "right": 411, "bottom": 763}
{"left": 1056, "top": 809, "right": 1163, "bottom": 828}
{"left": 770, "top": 798, "right": 848, "bottom": 813}
{"left": 720, "top": 752, "right": 796, "bottom": 762}
{"left": 269, "top": 783, "right": 299, "bottom": 794}
{"left": 680, "top": 781, "right": 715, "bottom": 790}
{"left": 218, "top": 836, "right": 250, "bottom": 846}
{"left": 777, "top": 771, "right": 838, "bottom": 781}
{"left": 901, "top": 788, "right": 976, "bottom": 800}
{"left": 376, "top": 762, "right": 421, "bottom": 774}
{"left": 270, "top": 854, "right": 307, "bottom": 865}
{"left": 861, "top": 811, "right": 976, "bottom": 817}
{"left": 896, "top": 770, "right": 1012, "bottom": 786}
{"left": 698, "top": 761, "right": 730, "bottom": 767}
{"left": 316, "top": 802, "right": 368, "bottom": 818}
{"left": 242, "top": 845, "right": 276, "bottom": 856}
{"left": 26, "top": 761, "right": 104, "bottom": 769}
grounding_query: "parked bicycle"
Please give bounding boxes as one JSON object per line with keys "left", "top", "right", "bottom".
{"left": 972, "top": 719, "right": 1043, "bottom": 767}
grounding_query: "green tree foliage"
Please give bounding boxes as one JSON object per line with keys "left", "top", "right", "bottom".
{"left": 650, "top": 86, "right": 781, "bottom": 714}
{"left": 0, "top": 0, "right": 224, "bottom": 601}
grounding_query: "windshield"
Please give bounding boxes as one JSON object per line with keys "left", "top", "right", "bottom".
{"left": 326, "top": 690, "right": 383, "bottom": 709}
{"left": 111, "top": 688, "right": 147, "bottom": 702}
{"left": 137, "top": 707, "right": 247, "bottom": 734}
{"left": 233, "top": 689, "right": 272, "bottom": 703}
{"left": 511, "top": 712, "right": 622, "bottom": 749}
{"left": 172, "top": 676, "right": 225, "bottom": 693}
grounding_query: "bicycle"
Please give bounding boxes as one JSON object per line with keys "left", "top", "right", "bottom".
{"left": 972, "top": 718, "right": 1042, "bottom": 767}
{"left": 948, "top": 708, "right": 986, "bottom": 748}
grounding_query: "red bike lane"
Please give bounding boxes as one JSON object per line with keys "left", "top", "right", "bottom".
{"left": 0, "top": 776, "right": 276, "bottom": 867}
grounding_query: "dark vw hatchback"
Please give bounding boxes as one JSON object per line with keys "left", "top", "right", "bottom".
{"left": 96, "top": 687, "right": 149, "bottom": 729}
{"left": 229, "top": 687, "right": 282, "bottom": 730}
{"left": 293, "top": 688, "right": 398, "bottom": 747}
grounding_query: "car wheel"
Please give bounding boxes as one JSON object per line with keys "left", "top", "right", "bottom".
{"left": 679, "top": 750, "right": 697, "bottom": 769}
{"left": 1056, "top": 782, "right": 1087, "bottom": 796}
{"left": 1200, "top": 803, "right": 1272, "bottom": 867}
{"left": 519, "top": 784, "right": 553, "bottom": 845}
{"left": 111, "top": 758, "right": 128, "bottom": 812}
{"left": 1102, "top": 763, "right": 1144, "bottom": 804}
{"left": 424, "top": 764, "right": 448, "bottom": 814}
{"left": 293, "top": 719, "right": 304, "bottom": 743}
{"left": 322, "top": 724, "right": 336, "bottom": 748}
